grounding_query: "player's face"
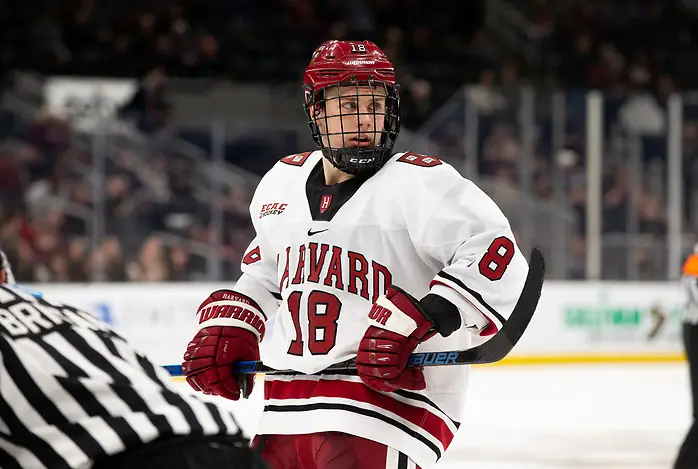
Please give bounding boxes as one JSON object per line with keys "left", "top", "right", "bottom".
{"left": 316, "top": 85, "right": 387, "bottom": 150}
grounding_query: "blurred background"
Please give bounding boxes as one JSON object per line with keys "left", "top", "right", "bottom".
{"left": 3, "top": 0, "right": 698, "bottom": 284}
{"left": 1, "top": 1, "right": 697, "bottom": 466}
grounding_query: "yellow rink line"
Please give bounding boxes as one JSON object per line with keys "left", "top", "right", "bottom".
{"left": 485, "top": 353, "right": 687, "bottom": 366}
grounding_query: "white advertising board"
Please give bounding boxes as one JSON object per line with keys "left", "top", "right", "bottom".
{"left": 35, "top": 283, "right": 217, "bottom": 366}
{"left": 510, "top": 281, "right": 685, "bottom": 362}
{"left": 30, "top": 281, "right": 687, "bottom": 368}
{"left": 43, "top": 76, "right": 137, "bottom": 131}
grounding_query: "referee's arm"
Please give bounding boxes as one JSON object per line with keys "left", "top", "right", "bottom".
{"left": 675, "top": 252, "right": 698, "bottom": 469}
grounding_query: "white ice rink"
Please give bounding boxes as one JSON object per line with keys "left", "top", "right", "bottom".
{"left": 174, "top": 363, "right": 692, "bottom": 468}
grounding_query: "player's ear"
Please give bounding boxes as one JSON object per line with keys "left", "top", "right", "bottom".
{"left": 314, "top": 107, "right": 327, "bottom": 132}
{"left": 311, "top": 96, "right": 326, "bottom": 125}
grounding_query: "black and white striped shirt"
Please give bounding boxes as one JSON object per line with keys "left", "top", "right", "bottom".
{"left": 0, "top": 285, "right": 243, "bottom": 469}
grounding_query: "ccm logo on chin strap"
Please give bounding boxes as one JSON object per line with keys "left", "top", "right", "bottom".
{"left": 348, "top": 157, "right": 377, "bottom": 164}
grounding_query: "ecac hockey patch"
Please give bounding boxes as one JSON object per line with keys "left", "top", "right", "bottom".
{"left": 259, "top": 202, "right": 288, "bottom": 218}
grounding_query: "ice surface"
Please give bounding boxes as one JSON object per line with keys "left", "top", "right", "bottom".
{"left": 172, "top": 363, "right": 691, "bottom": 468}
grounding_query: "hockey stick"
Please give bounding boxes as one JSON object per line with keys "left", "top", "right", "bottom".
{"left": 165, "top": 248, "right": 544, "bottom": 378}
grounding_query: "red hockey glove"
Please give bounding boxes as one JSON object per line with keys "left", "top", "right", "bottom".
{"left": 356, "top": 286, "right": 436, "bottom": 392}
{"left": 182, "top": 290, "right": 266, "bottom": 400}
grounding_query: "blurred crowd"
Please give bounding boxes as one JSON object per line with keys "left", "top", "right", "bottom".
{"left": 2, "top": 0, "right": 698, "bottom": 282}
{"left": 0, "top": 0, "right": 486, "bottom": 130}
{"left": 424, "top": 0, "right": 698, "bottom": 279}
{"left": 436, "top": 82, "right": 698, "bottom": 279}
{"left": 539, "top": 0, "right": 698, "bottom": 91}
{"left": 0, "top": 109, "right": 255, "bottom": 283}
{"left": 0, "top": 0, "right": 488, "bottom": 284}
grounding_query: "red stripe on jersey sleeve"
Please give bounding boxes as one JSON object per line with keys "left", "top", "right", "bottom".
{"left": 264, "top": 378, "right": 456, "bottom": 449}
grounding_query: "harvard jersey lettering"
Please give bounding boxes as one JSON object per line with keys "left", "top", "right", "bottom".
{"left": 233, "top": 150, "right": 529, "bottom": 469}
{"left": 278, "top": 242, "right": 392, "bottom": 303}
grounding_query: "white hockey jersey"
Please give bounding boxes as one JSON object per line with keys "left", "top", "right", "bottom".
{"left": 233, "top": 150, "right": 529, "bottom": 468}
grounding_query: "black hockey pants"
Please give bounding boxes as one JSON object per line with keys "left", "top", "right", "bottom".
{"left": 92, "top": 434, "right": 268, "bottom": 469}
{"left": 675, "top": 322, "right": 698, "bottom": 469}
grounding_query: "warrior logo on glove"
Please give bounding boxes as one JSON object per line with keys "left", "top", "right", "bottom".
{"left": 182, "top": 290, "right": 266, "bottom": 401}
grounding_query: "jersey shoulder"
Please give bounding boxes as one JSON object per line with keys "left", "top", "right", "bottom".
{"left": 380, "top": 151, "right": 469, "bottom": 196}
{"left": 279, "top": 151, "right": 315, "bottom": 167}
{"left": 392, "top": 151, "right": 446, "bottom": 169}
{"left": 254, "top": 151, "right": 322, "bottom": 193}
{"left": 267, "top": 150, "right": 322, "bottom": 175}
{"left": 385, "top": 151, "right": 462, "bottom": 180}
{"left": 378, "top": 151, "right": 507, "bottom": 222}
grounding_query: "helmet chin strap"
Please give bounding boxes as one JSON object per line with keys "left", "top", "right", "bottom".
{"left": 321, "top": 146, "right": 386, "bottom": 176}
{"left": 323, "top": 149, "right": 345, "bottom": 172}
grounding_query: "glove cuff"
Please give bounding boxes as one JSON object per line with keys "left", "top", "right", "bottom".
{"left": 368, "top": 286, "right": 434, "bottom": 340}
{"left": 197, "top": 290, "right": 267, "bottom": 341}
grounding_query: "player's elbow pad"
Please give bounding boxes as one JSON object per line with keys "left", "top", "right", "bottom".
{"left": 418, "top": 293, "right": 462, "bottom": 337}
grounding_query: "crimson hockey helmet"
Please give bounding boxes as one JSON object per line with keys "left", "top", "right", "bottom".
{"left": 303, "top": 40, "right": 400, "bottom": 175}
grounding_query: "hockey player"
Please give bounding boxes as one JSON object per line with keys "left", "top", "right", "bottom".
{"left": 675, "top": 246, "right": 698, "bottom": 468}
{"left": 182, "top": 40, "right": 530, "bottom": 469}
{"left": 0, "top": 249, "right": 266, "bottom": 469}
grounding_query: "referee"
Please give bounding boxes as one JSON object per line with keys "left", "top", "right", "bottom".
{"left": 675, "top": 246, "right": 698, "bottom": 469}
{"left": 0, "top": 250, "right": 266, "bottom": 469}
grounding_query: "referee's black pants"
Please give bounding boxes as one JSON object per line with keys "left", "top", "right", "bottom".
{"left": 93, "top": 434, "right": 268, "bottom": 469}
{"left": 675, "top": 323, "right": 698, "bottom": 469}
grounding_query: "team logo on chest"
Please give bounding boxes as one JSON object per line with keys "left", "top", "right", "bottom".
{"left": 259, "top": 202, "right": 288, "bottom": 218}
{"left": 319, "top": 195, "right": 333, "bottom": 214}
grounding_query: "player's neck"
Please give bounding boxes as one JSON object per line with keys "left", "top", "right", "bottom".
{"left": 322, "top": 158, "right": 354, "bottom": 185}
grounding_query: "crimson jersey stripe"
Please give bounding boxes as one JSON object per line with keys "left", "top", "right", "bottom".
{"left": 393, "top": 390, "right": 460, "bottom": 428}
{"left": 433, "top": 271, "right": 506, "bottom": 325}
{"left": 264, "top": 378, "right": 456, "bottom": 451}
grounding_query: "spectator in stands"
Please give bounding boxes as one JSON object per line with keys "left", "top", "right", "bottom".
{"left": 118, "top": 66, "right": 171, "bottom": 133}
{"left": 1, "top": 0, "right": 698, "bottom": 284}
{"left": 67, "top": 238, "right": 89, "bottom": 282}
{"left": 130, "top": 235, "right": 169, "bottom": 282}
